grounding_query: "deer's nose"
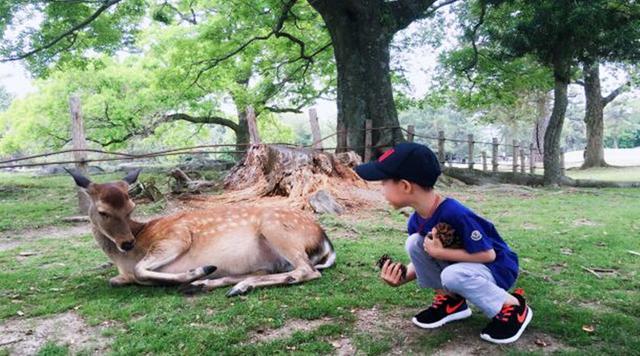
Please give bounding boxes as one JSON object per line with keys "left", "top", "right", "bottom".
{"left": 121, "top": 241, "right": 135, "bottom": 251}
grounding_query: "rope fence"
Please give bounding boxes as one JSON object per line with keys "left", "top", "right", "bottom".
{"left": 0, "top": 118, "right": 563, "bottom": 176}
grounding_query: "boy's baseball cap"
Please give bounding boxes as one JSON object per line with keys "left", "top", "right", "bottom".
{"left": 355, "top": 142, "right": 441, "bottom": 187}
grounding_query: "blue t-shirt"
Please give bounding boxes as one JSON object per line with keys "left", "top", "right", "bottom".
{"left": 407, "top": 198, "right": 519, "bottom": 290}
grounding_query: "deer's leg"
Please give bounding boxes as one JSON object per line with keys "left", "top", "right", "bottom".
{"left": 133, "top": 242, "right": 216, "bottom": 285}
{"left": 226, "top": 265, "right": 322, "bottom": 297}
{"left": 179, "top": 273, "right": 265, "bottom": 295}
{"left": 109, "top": 274, "right": 135, "bottom": 287}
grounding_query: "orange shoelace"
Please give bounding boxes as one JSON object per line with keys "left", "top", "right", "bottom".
{"left": 495, "top": 304, "right": 516, "bottom": 322}
{"left": 431, "top": 294, "right": 450, "bottom": 308}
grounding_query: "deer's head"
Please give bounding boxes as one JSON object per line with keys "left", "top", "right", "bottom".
{"left": 66, "top": 168, "right": 141, "bottom": 252}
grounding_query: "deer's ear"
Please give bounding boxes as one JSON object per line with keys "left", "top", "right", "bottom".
{"left": 123, "top": 168, "right": 142, "bottom": 185}
{"left": 64, "top": 168, "right": 92, "bottom": 189}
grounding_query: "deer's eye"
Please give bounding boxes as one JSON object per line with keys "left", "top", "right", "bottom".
{"left": 99, "top": 211, "right": 110, "bottom": 218}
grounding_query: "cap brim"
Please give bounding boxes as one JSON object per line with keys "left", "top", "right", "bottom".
{"left": 354, "top": 161, "right": 391, "bottom": 181}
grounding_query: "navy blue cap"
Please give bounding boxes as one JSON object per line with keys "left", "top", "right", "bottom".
{"left": 355, "top": 142, "right": 441, "bottom": 187}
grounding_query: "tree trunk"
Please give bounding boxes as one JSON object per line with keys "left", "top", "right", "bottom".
{"left": 581, "top": 61, "right": 608, "bottom": 169}
{"left": 235, "top": 107, "right": 250, "bottom": 156}
{"left": 309, "top": 1, "right": 404, "bottom": 159}
{"left": 543, "top": 64, "right": 570, "bottom": 186}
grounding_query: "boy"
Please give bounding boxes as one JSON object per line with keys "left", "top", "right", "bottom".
{"left": 355, "top": 142, "right": 532, "bottom": 344}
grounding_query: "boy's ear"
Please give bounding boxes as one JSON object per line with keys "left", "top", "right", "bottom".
{"left": 400, "top": 179, "right": 413, "bottom": 193}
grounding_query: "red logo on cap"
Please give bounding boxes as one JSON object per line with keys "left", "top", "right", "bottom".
{"left": 378, "top": 148, "right": 395, "bottom": 162}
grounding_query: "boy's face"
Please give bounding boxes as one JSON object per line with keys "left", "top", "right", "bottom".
{"left": 381, "top": 179, "right": 413, "bottom": 209}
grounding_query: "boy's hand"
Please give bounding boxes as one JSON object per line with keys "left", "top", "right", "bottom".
{"left": 424, "top": 227, "right": 444, "bottom": 259}
{"left": 380, "top": 259, "right": 405, "bottom": 287}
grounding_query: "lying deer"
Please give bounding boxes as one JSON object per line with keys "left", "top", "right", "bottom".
{"left": 65, "top": 169, "right": 336, "bottom": 296}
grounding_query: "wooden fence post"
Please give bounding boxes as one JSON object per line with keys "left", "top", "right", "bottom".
{"left": 364, "top": 119, "right": 373, "bottom": 162}
{"left": 468, "top": 134, "right": 474, "bottom": 170}
{"left": 529, "top": 143, "right": 535, "bottom": 174}
{"left": 520, "top": 147, "right": 525, "bottom": 174}
{"left": 407, "top": 125, "right": 415, "bottom": 142}
{"left": 512, "top": 140, "right": 518, "bottom": 174}
{"left": 438, "top": 130, "right": 445, "bottom": 164}
{"left": 308, "top": 108, "right": 323, "bottom": 150}
{"left": 337, "top": 121, "right": 348, "bottom": 153}
{"left": 482, "top": 151, "right": 487, "bottom": 172}
{"left": 492, "top": 137, "right": 498, "bottom": 172}
{"left": 69, "top": 95, "right": 90, "bottom": 215}
{"left": 246, "top": 106, "right": 261, "bottom": 144}
{"left": 560, "top": 147, "right": 566, "bottom": 176}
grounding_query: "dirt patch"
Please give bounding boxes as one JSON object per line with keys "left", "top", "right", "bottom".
{"left": 0, "top": 225, "right": 91, "bottom": 252}
{"left": 246, "top": 317, "right": 334, "bottom": 344}
{"left": 0, "top": 213, "right": 166, "bottom": 252}
{"left": 573, "top": 218, "right": 600, "bottom": 227}
{"left": 351, "top": 306, "right": 572, "bottom": 355}
{"left": 0, "top": 311, "right": 113, "bottom": 355}
{"left": 433, "top": 330, "right": 570, "bottom": 355}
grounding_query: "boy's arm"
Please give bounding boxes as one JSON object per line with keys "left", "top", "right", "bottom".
{"left": 423, "top": 231, "right": 496, "bottom": 263}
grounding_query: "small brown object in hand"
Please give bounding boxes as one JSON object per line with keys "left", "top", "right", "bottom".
{"left": 427, "top": 222, "right": 464, "bottom": 248}
{"left": 376, "top": 254, "right": 407, "bottom": 279}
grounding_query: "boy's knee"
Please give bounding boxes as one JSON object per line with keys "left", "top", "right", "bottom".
{"left": 441, "top": 265, "right": 469, "bottom": 292}
{"left": 405, "top": 233, "right": 424, "bottom": 256}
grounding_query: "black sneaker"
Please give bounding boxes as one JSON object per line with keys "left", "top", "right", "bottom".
{"left": 412, "top": 293, "right": 472, "bottom": 329}
{"left": 480, "top": 289, "right": 533, "bottom": 344}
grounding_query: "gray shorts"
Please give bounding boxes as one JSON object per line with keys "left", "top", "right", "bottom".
{"left": 405, "top": 233, "right": 511, "bottom": 317}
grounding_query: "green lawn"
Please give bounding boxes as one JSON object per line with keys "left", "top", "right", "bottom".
{"left": 0, "top": 174, "right": 639, "bottom": 355}
{"left": 565, "top": 166, "right": 640, "bottom": 182}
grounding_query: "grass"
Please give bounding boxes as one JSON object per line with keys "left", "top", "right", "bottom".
{"left": 0, "top": 169, "right": 226, "bottom": 232}
{"left": 0, "top": 173, "right": 639, "bottom": 354}
{"left": 565, "top": 166, "right": 640, "bottom": 182}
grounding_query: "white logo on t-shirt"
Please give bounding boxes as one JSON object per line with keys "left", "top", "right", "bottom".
{"left": 470, "top": 230, "right": 482, "bottom": 241}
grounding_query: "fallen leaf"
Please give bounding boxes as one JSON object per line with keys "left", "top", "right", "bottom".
{"left": 534, "top": 338, "right": 549, "bottom": 347}
{"left": 582, "top": 324, "right": 595, "bottom": 333}
{"left": 16, "top": 310, "right": 24, "bottom": 316}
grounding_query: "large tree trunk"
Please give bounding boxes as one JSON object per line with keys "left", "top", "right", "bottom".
{"left": 543, "top": 63, "right": 570, "bottom": 186}
{"left": 309, "top": 1, "right": 404, "bottom": 159}
{"left": 235, "top": 107, "right": 250, "bottom": 157}
{"left": 581, "top": 61, "right": 608, "bottom": 169}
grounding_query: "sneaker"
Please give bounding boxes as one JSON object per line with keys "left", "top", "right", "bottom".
{"left": 480, "top": 289, "right": 533, "bottom": 344}
{"left": 411, "top": 293, "right": 472, "bottom": 329}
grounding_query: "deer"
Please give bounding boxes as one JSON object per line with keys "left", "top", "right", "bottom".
{"left": 65, "top": 168, "right": 336, "bottom": 296}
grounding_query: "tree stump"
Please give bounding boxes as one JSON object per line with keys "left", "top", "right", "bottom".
{"left": 213, "top": 145, "right": 366, "bottom": 212}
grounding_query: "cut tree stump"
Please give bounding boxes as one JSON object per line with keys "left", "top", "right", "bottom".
{"left": 181, "top": 145, "right": 369, "bottom": 213}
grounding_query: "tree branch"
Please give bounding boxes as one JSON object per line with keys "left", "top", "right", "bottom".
{"left": 603, "top": 81, "right": 631, "bottom": 106}
{"left": 385, "top": 0, "right": 459, "bottom": 33}
{"left": 189, "top": 0, "right": 301, "bottom": 87}
{"left": 163, "top": 113, "right": 240, "bottom": 132}
{"left": 0, "top": 0, "right": 123, "bottom": 62}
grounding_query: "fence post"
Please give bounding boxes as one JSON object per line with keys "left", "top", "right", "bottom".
{"left": 482, "top": 151, "right": 487, "bottom": 172}
{"left": 560, "top": 147, "right": 566, "bottom": 176}
{"left": 492, "top": 137, "right": 498, "bottom": 172}
{"left": 337, "top": 121, "right": 348, "bottom": 153}
{"left": 407, "top": 125, "right": 415, "bottom": 143}
{"left": 438, "top": 130, "right": 445, "bottom": 164}
{"left": 69, "top": 95, "right": 90, "bottom": 215}
{"left": 246, "top": 106, "right": 261, "bottom": 144}
{"left": 529, "top": 143, "right": 535, "bottom": 174}
{"left": 512, "top": 139, "right": 518, "bottom": 173}
{"left": 364, "top": 119, "right": 373, "bottom": 162}
{"left": 520, "top": 146, "right": 525, "bottom": 174}
{"left": 468, "top": 134, "right": 474, "bottom": 170}
{"left": 308, "top": 108, "right": 323, "bottom": 150}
